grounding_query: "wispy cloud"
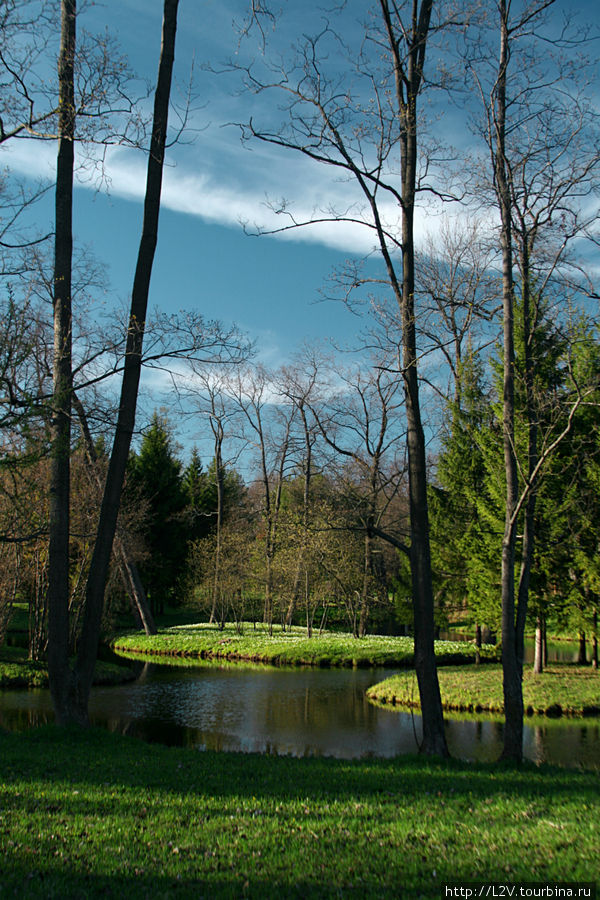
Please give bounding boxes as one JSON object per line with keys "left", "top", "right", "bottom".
{"left": 2, "top": 131, "right": 471, "bottom": 256}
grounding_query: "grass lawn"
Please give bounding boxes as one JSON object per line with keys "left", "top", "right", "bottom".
{"left": 367, "top": 664, "right": 600, "bottom": 717}
{"left": 0, "top": 645, "right": 136, "bottom": 689}
{"left": 0, "top": 726, "right": 598, "bottom": 899}
{"left": 111, "top": 622, "right": 498, "bottom": 669}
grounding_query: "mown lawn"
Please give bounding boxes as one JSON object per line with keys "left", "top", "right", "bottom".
{"left": 0, "top": 726, "right": 598, "bottom": 898}
{"left": 367, "top": 664, "right": 600, "bottom": 716}
{"left": 111, "top": 622, "right": 498, "bottom": 669}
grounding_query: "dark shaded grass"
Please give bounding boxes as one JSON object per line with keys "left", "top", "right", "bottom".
{"left": 0, "top": 726, "right": 598, "bottom": 898}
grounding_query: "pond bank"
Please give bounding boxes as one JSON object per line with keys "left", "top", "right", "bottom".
{"left": 0, "top": 646, "right": 136, "bottom": 689}
{"left": 111, "top": 622, "right": 498, "bottom": 669}
{"left": 367, "top": 664, "right": 600, "bottom": 717}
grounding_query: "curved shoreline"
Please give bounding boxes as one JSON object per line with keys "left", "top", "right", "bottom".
{"left": 110, "top": 623, "right": 498, "bottom": 670}
{"left": 366, "top": 664, "right": 600, "bottom": 718}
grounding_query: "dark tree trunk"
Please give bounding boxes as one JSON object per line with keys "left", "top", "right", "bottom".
{"left": 72, "top": 392, "right": 157, "bottom": 636}
{"left": 475, "top": 623, "right": 482, "bottom": 665}
{"left": 51, "top": 0, "right": 179, "bottom": 725}
{"left": 494, "top": 0, "right": 524, "bottom": 763}
{"left": 358, "top": 531, "right": 372, "bottom": 638}
{"left": 47, "top": 0, "right": 76, "bottom": 725}
{"left": 379, "top": 0, "right": 447, "bottom": 757}
{"left": 592, "top": 610, "right": 598, "bottom": 670}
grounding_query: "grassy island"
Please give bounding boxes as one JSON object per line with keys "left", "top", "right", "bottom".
{"left": 111, "top": 623, "right": 497, "bottom": 669}
{"left": 0, "top": 725, "right": 598, "bottom": 899}
{"left": 367, "top": 664, "right": 600, "bottom": 717}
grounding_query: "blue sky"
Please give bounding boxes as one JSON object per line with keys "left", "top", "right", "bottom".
{"left": 6, "top": 0, "right": 378, "bottom": 367}
{"left": 4, "top": 0, "right": 599, "bottom": 456}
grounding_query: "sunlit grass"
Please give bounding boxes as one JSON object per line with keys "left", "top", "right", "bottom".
{"left": 0, "top": 725, "right": 598, "bottom": 898}
{"left": 111, "top": 622, "right": 498, "bottom": 669}
{"left": 367, "top": 664, "right": 600, "bottom": 717}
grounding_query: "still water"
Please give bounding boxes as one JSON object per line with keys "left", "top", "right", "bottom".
{"left": 0, "top": 661, "right": 598, "bottom": 768}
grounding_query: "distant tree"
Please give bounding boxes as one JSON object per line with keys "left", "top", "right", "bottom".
{"left": 470, "top": 0, "right": 600, "bottom": 761}
{"left": 230, "top": 365, "right": 297, "bottom": 633}
{"left": 128, "top": 413, "right": 187, "bottom": 614}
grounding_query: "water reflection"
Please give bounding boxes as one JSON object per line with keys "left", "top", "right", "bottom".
{"left": 0, "top": 662, "right": 598, "bottom": 768}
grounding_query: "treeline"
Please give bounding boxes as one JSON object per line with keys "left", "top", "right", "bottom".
{"left": 1, "top": 300, "right": 599, "bottom": 667}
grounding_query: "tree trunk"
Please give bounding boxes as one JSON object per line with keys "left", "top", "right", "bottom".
{"left": 592, "top": 610, "right": 598, "bottom": 670}
{"left": 515, "top": 235, "right": 537, "bottom": 676}
{"left": 358, "top": 531, "right": 372, "bottom": 638}
{"left": 495, "top": 0, "right": 524, "bottom": 763}
{"left": 475, "top": 623, "right": 482, "bottom": 665}
{"left": 115, "top": 540, "right": 157, "bottom": 635}
{"left": 209, "top": 432, "right": 224, "bottom": 625}
{"left": 51, "top": 0, "right": 179, "bottom": 725}
{"left": 379, "top": 0, "right": 447, "bottom": 757}
{"left": 72, "top": 392, "right": 156, "bottom": 636}
{"left": 47, "top": 0, "right": 77, "bottom": 725}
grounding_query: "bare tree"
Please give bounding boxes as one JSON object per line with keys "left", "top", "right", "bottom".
{"left": 48, "top": 0, "right": 180, "bottom": 725}
{"left": 307, "top": 356, "right": 407, "bottom": 636}
{"left": 470, "top": 0, "right": 600, "bottom": 761}
{"left": 235, "top": 0, "right": 454, "bottom": 755}
{"left": 229, "top": 365, "right": 297, "bottom": 634}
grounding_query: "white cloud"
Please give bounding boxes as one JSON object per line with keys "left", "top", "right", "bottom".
{"left": 1, "top": 133, "right": 476, "bottom": 257}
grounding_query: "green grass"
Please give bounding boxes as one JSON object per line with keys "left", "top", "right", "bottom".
{"left": 367, "top": 664, "right": 600, "bottom": 717}
{"left": 111, "top": 622, "right": 498, "bottom": 669}
{"left": 0, "top": 645, "right": 136, "bottom": 689}
{"left": 0, "top": 726, "right": 598, "bottom": 899}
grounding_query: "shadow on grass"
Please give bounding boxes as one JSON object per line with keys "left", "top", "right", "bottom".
{"left": 1, "top": 724, "right": 597, "bottom": 801}
{"left": 1, "top": 726, "right": 598, "bottom": 899}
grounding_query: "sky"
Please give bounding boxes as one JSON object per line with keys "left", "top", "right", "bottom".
{"left": 3, "top": 0, "right": 599, "bottom": 457}
{"left": 7, "top": 0, "right": 380, "bottom": 361}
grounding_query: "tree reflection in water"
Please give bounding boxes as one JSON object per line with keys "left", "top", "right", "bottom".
{"left": 0, "top": 662, "right": 597, "bottom": 768}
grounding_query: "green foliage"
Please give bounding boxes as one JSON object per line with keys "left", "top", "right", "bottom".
{"left": 0, "top": 726, "right": 598, "bottom": 897}
{"left": 128, "top": 413, "right": 188, "bottom": 611}
{"left": 430, "top": 349, "right": 500, "bottom": 628}
{"left": 182, "top": 448, "right": 245, "bottom": 543}
{"left": 431, "top": 302, "right": 600, "bottom": 639}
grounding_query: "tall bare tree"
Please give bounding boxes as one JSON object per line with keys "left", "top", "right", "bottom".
{"left": 49, "top": 0, "right": 180, "bottom": 725}
{"left": 236, "top": 0, "right": 452, "bottom": 754}
{"left": 47, "top": 0, "right": 76, "bottom": 724}
{"left": 470, "top": 0, "right": 600, "bottom": 761}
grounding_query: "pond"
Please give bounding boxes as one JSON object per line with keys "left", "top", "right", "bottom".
{"left": 0, "top": 660, "right": 598, "bottom": 768}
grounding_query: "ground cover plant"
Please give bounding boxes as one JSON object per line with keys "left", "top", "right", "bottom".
{"left": 0, "top": 725, "right": 598, "bottom": 899}
{"left": 111, "top": 623, "right": 498, "bottom": 669}
{"left": 367, "top": 665, "right": 600, "bottom": 717}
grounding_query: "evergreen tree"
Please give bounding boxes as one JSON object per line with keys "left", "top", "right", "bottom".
{"left": 430, "top": 349, "right": 499, "bottom": 634}
{"left": 128, "top": 413, "right": 187, "bottom": 613}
